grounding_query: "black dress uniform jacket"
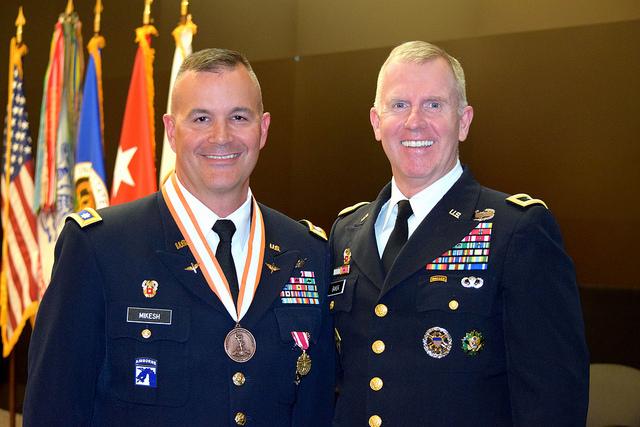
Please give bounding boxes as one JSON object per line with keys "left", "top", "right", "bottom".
{"left": 24, "top": 193, "right": 334, "bottom": 426}
{"left": 329, "top": 168, "right": 589, "bottom": 426}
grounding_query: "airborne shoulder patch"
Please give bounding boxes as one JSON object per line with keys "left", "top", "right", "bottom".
{"left": 67, "top": 208, "right": 103, "bottom": 228}
{"left": 338, "top": 201, "right": 370, "bottom": 217}
{"left": 299, "top": 219, "right": 327, "bottom": 241}
{"left": 506, "top": 193, "right": 548, "bottom": 209}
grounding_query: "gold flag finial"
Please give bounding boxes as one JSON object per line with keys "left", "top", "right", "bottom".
{"left": 180, "top": 0, "right": 189, "bottom": 18}
{"left": 143, "top": 0, "right": 153, "bottom": 25}
{"left": 94, "top": 0, "right": 103, "bottom": 34}
{"left": 65, "top": 0, "right": 74, "bottom": 15}
{"left": 15, "top": 7, "right": 26, "bottom": 45}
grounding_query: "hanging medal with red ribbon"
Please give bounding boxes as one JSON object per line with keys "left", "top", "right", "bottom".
{"left": 291, "top": 331, "right": 311, "bottom": 384}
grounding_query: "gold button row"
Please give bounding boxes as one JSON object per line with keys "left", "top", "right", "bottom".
{"left": 371, "top": 340, "right": 385, "bottom": 354}
{"left": 369, "top": 414, "right": 382, "bottom": 427}
{"left": 374, "top": 304, "right": 388, "bottom": 317}
{"left": 369, "top": 376, "right": 383, "bottom": 391}
{"left": 232, "top": 372, "right": 245, "bottom": 386}
{"left": 235, "top": 412, "right": 246, "bottom": 425}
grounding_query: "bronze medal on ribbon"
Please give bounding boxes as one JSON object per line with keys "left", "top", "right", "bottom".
{"left": 296, "top": 350, "right": 312, "bottom": 376}
{"left": 224, "top": 326, "right": 257, "bottom": 363}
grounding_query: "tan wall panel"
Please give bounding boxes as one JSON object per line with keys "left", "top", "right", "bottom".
{"left": 297, "top": 0, "right": 640, "bottom": 56}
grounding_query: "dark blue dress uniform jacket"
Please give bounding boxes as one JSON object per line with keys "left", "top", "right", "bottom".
{"left": 24, "top": 193, "right": 334, "bottom": 426}
{"left": 329, "top": 168, "right": 589, "bottom": 426}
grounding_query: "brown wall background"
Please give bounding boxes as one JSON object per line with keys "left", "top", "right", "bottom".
{"left": 0, "top": 0, "right": 639, "bottom": 408}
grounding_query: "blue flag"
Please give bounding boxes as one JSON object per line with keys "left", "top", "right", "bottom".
{"left": 75, "top": 35, "right": 108, "bottom": 210}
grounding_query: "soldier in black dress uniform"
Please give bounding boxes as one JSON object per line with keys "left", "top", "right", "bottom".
{"left": 24, "top": 48, "right": 334, "bottom": 426}
{"left": 329, "top": 41, "right": 588, "bottom": 427}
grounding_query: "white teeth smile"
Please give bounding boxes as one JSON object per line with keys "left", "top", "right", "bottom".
{"left": 401, "top": 140, "right": 434, "bottom": 148}
{"left": 205, "top": 153, "right": 239, "bottom": 160}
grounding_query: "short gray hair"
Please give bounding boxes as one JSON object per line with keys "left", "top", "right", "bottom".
{"left": 374, "top": 41, "right": 468, "bottom": 114}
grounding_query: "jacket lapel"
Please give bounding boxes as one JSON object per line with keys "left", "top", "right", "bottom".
{"left": 381, "top": 170, "right": 482, "bottom": 297}
{"left": 241, "top": 206, "right": 299, "bottom": 328}
{"left": 350, "top": 184, "right": 390, "bottom": 289}
{"left": 154, "top": 193, "right": 228, "bottom": 313}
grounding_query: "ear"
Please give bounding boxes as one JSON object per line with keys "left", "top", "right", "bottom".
{"left": 259, "top": 112, "right": 271, "bottom": 149}
{"left": 458, "top": 105, "right": 474, "bottom": 142}
{"left": 162, "top": 114, "right": 177, "bottom": 152}
{"left": 370, "top": 107, "right": 382, "bottom": 142}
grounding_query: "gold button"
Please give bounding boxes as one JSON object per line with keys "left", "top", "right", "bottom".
{"left": 374, "top": 304, "right": 388, "bottom": 317}
{"left": 141, "top": 329, "right": 151, "bottom": 339}
{"left": 371, "top": 340, "right": 385, "bottom": 354}
{"left": 329, "top": 300, "right": 335, "bottom": 310}
{"left": 449, "top": 300, "right": 459, "bottom": 310}
{"left": 369, "top": 377, "right": 383, "bottom": 391}
{"left": 235, "top": 412, "right": 246, "bottom": 426}
{"left": 232, "top": 372, "right": 245, "bottom": 386}
{"left": 369, "top": 415, "right": 382, "bottom": 427}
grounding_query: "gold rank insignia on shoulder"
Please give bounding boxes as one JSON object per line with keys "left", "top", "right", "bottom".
{"left": 299, "top": 219, "right": 327, "bottom": 241}
{"left": 67, "top": 208, "right": 102, "bottom": 228}
{"left": 338, "top": 201, "right": 370, "bottom": 217}
{"left": 506, "top": 193, "right": 548, "bottom": 209}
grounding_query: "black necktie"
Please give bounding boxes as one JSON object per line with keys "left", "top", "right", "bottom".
{"left": 381, "top": 200, "right": 413, "bottom": 274}
{"left": 213, "top": 219, "right": 239, "bottom": 303}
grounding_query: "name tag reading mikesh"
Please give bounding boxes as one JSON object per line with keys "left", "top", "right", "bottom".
{"left": 127, "top": 307, "right": 173, "bottom": 325}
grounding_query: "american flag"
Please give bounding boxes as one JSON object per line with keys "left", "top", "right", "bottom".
{"left": 1, "top": 64, "right": 42, "bottom": 356}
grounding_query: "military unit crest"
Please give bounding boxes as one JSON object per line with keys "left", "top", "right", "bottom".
{"left": 141, "top": 280, "right": 158, "bottom": 298}
{"left": 280, "top": 271, "right": 319, "bottom": 305}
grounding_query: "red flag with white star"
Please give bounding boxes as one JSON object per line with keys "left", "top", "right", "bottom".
{"left": 110, "top": 25, "right": 157, "bottom": 204}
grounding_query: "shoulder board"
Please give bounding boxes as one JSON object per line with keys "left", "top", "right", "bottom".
{"left": 506, "top": 193, "right": 548, "bottom": 209}
{"left": 66, "top": 208, "right": 103, "bottom": 228}
{"left": 338, "top": 201, "right": 370, "bottom": 217}
{"left": 299, "top": 219, "right": 327, "bottom": 241}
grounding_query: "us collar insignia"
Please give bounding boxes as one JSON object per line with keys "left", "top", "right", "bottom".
{"left": 184, "top": 263, "right": 199, "bottom": 274}
{"left": 142, "top": 280, "right": 159, "bottom": 298}
{"left": 266, "top": 262, "right": 280, "bottom": 274}
{"left": 269, "top": 243, "right": 281, "bottom": 252}
{"left": 462, "top": 330, "right": 484, "bottom": 355}
{"left": 175, "top": 239, "right": 188, "bottom": 250}
{"left": 473, "top": 208, "right": 495, "bottom": 221}
{"left": 449, "top": 209, "right": 462, "bottom": 219}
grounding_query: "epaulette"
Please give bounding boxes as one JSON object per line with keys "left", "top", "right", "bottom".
{"left": 66, "top": 208, "right": 103, "bottom": 228}
{"left": 338, "top": 201, "right": 370, "bottom": 217}
{"left": 299, "top": 219, "right": 327, "bottom": 241}
{"left": 506, "top": 193, "right": 548, "bottom": 209}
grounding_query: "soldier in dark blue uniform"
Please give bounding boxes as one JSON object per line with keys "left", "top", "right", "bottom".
{"left": 329, "top": 41, "right": 589, "bottom": 426}
{"left": 24, "top": 48, "right": 334, "bottom": 426}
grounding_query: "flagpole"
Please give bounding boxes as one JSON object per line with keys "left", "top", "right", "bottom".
{"left": 3, "top": 9, "right": 26, "bottom": 427}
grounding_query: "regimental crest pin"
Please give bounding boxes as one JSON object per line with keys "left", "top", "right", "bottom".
{"left": 423, "top": 326, "right": 452, "bottom": 359}
{"left": 462, "top": 330, "right": 484, "bottom": 355}
{"left": 461, "top": 276, "right": 484, "bottom": 289}
{"left": 343, "top": 248, "right": 351, "bottom": 265}
{"left": 141, "top": 280, "right": 159, "bottom": 298}
{"left": 295, "top": 258, "right": 307, "bottom": 269}
{"left": 135, "top": 357, "right": 157, "bottom": 387}
{"left": 474, "top": 208, "right": 495, "bottom": 221}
